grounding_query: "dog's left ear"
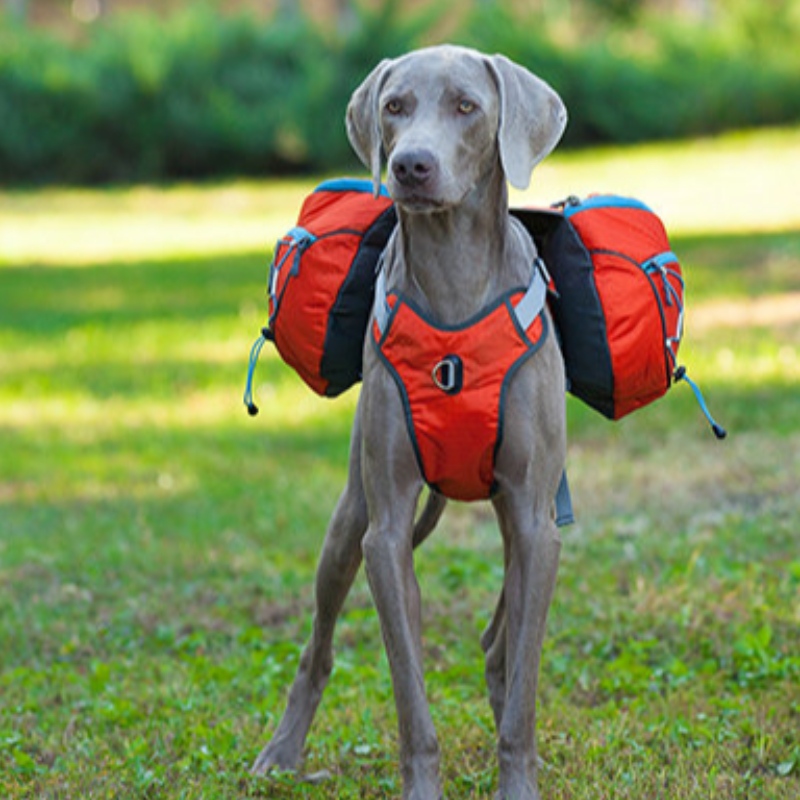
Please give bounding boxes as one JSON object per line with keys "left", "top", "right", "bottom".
{"left": 346, "top": 59, "right": 393, "bottom": 197}
{"left": 486, "top": 54, "right": 567, "bottom": 191}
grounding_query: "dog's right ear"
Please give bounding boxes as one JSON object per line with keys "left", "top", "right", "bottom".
{"left": 346, "top": 59, "right": 392, "bottom": 197}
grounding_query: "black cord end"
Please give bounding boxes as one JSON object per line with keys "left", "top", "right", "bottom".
{"left": 246, "top": 403, "right": 259, "bottom": 417}
{"left": 712, "top": 423, "right": 727, "bottom": 440}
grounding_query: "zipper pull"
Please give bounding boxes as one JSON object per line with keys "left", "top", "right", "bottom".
{"left": 551, "top": 195, "right": 581, "bottom": 210}
{"left": 243, "top": 327, "right": 273, "bottom": 416}
{"left": 674, "top": 366, "right": 727, "bottom": 440}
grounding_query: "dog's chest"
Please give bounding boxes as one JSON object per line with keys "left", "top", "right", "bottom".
{"left": 372, "top": 288, "right": 548, "bottom": 501}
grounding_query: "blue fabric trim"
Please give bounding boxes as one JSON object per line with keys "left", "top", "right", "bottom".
{"left": 285, "top": 226, "right": 316, "bottom": 245}
{"left": 564, "top": 194, "right": 653, "bottom": 218}
{"left": 314, "top": 178, "right": 391, "bottom": 198}
{"left": 645, "top": 251, "right": 680, "bottom": 270}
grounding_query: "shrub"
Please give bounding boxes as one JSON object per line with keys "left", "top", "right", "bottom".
{"left": 1, "top": 0, "right": 799, "bottom": 185}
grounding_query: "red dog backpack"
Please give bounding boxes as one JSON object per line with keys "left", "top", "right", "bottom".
{"left": 514, "top": 196, "right": 680, "bottom": 417}
{"left": 513, "top": 195, "right": 724, "bottom": 436}
{"left": 244, "top": 178, "right": 395, "bottom": 409}
{"left": 245, "top": 183, "right": 725, "bottom": 438}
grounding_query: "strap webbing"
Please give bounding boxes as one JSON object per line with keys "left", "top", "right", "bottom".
{"left": 373, "top": 257, "right": 549, "bottom": 336}
{"left": 513, "top": 257, "right": 549, "bottom": 330}
{"left": 373, "top": 261, "right": 391, "bottom": 336}
{"left": 555, "top": 470, "right": 575, "bottom": 527}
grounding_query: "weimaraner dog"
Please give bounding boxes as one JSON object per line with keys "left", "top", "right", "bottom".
{"left": 252, "top": 45, "right": 568, "bottom": 799}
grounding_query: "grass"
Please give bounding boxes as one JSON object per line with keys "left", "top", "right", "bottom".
{"left": 1, "top": 127, "right": 799, "bottom": 799}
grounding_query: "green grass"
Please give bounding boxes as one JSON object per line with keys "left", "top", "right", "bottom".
{"left": 1, "top": 128, "right": 799, "bottom": 798}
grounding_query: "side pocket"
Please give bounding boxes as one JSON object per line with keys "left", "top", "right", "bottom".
{"left": 268, "top": 227, "right": 317, "bottom": 327}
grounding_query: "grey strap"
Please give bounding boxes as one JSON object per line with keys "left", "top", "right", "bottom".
{"left": 513, "top": 257, "right": 549, "bottom": 330}
{"left": 373, "top": 260, "right": 392, "bottom": 337}
{"left": 555, "top": 470, "right": 574, "bottom": 527}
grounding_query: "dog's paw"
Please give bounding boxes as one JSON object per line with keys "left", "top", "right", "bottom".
{"left": 250, "top": 745, "right": 298, "bottom": 777}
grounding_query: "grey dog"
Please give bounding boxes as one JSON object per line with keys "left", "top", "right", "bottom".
{"left": 252, "top": 45, "right": 568, "bottom": 799}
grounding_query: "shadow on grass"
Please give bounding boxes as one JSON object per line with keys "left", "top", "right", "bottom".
{"left": 1, "top": 228, "right": 799, "bottom": 334}
{"left": 0, "top": 250, "right": 270, "bottom": 334}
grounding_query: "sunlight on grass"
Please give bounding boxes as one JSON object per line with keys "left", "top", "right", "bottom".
{"left": 0, "top": 356, "right": 358, "bottom": 439}
{"left": 513, "top": 126, "right": 800, "bottom": 235}
{"left": 2, "top": 127, "right": 799, "bottom": 268}
{"left": 0, "top": 179, "right": 315, "bottom": 267}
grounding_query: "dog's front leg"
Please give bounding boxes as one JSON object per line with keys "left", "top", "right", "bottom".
{"left": 361, "top": 380, "right": 442, "bottom": 800}
{"left": 252, "top": 409, "right": 369, "bottom": 776}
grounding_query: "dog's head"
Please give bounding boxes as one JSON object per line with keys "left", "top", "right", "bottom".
{"left": 346, "top": 45, "right": 567, "bottom": 210}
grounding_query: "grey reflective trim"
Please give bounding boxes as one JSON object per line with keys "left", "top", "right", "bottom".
{"left": 513, "top": 258, "right": 548, "bottom": 330}
{"left": 373, "top": 264, "right": 391, "bottom": 336}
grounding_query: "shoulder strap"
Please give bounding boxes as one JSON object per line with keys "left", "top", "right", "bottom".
{"left": 512, "top": 257, "right": 549, "bottom": 330}
{"left": 373, "top": 255, "right": 392, "bottom": 336}
{"left": 373, "top": 256, "right": 549, "bottom": 337}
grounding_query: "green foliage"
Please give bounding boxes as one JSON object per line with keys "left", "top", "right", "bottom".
{"left": 2, "top": 0, "right": 800, "bottom": 184}
{"left": 0, "top": 2, "right": 434, "bottom": 184}
{"left": 456, "top": 1, "right": 800, "bottom": 146}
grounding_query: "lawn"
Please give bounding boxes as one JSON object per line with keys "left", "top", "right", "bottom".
{"left": 1, "top": 127, "right": 798, "bottom": 799}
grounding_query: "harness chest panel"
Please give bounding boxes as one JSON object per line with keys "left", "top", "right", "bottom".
{"left": 372, "top": 291, "right": 548, "bottom": 502}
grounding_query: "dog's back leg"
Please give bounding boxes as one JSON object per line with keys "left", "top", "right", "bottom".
{"left": 480, "top": 558, "right": 509, "bottom": 731}
{"left": 251, "top": 410, "right": 368, "bottom": 775}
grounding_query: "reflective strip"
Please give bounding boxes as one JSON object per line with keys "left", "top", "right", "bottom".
{"left": 512, "top": 258, "right": 549, "bottom": 330}
{"left": 373, "top": 264, "right": 392, "bottom": 336}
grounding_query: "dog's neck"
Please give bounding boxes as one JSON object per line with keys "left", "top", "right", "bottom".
{"left": 390, "top": 169, "right": 528, "bottom": 326}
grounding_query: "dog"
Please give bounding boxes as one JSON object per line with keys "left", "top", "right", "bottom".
{"left": 252, "top": 45, "right": 568, "bottom": 800}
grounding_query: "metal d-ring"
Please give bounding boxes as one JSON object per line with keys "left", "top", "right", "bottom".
{"left": 432, "top": 355, "right": 463, "bottom": 395}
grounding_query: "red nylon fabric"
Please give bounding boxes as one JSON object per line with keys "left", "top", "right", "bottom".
{"left": 568, "top": 204, "right": 683, "bottom": 418}
{"left": 374, "top": 294, "right": 546, "bottom": 502}
{"left": 270, "top": 188, "right": 393, "bottom": 395}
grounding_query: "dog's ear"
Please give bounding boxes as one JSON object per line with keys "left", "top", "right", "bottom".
{"left": 486, "top": 54, "right": 567, "bottom": 191}
{"left": 346, "top": 59, "right": 393, "bottom": 197}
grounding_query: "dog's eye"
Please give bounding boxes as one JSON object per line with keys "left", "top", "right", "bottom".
{"left": 457, "top": 99, "right": 476, "bottom": 115}
{"left": 385, "top": 99, "right": 402, "bottom": 115}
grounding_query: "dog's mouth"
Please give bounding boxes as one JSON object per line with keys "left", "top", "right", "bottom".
{"left": 390, "top": 186, "right": 448, "bottom": 213}
{"left": 398, "top": 196, "right": 445, "bottom": 212}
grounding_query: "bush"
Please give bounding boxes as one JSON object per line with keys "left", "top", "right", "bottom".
{"left": 456, "top": 2, "right": 800, "bottom": 147}
{"left": 1, "top": 0, "right": 799, "bottom": 185}
{"left": 0, "top": 2, "right": 433, "bottom": 184}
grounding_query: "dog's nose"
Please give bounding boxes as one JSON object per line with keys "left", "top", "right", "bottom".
{"left": 391, "top": 149, "right": 437, "bottom": 188}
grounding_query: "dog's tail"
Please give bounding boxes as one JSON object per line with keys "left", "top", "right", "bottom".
{"left": 412, "top": 491, "right": 447, "bottom": 549}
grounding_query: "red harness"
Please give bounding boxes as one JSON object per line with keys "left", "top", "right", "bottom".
{"left": 371, "top": 265, "right": 549, "bottom": 502}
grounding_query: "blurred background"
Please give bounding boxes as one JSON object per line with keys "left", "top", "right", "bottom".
{"left": 1, "top": 3, "right": 799, "bottom": 798}
{"left": 2, "top": 0, "right": 800, "bottom": 185}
